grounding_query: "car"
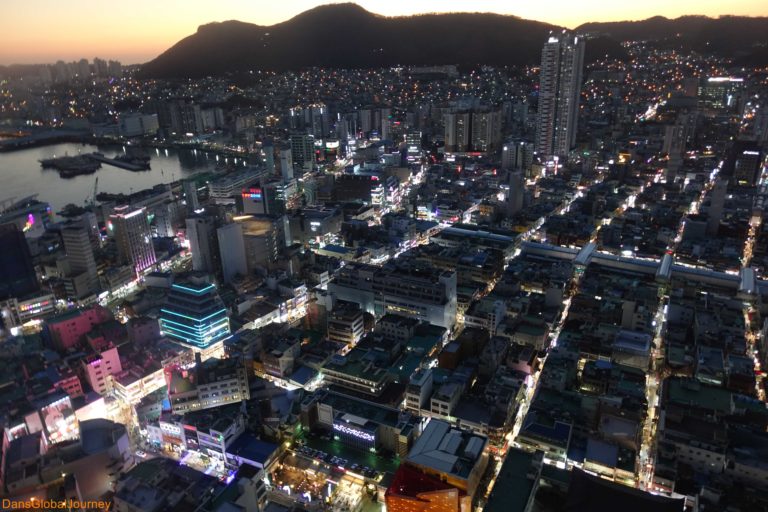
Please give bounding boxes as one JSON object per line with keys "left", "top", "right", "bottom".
{"left": 135, "top": 450, "right": 147, "bottom": 458}
{"left": 350, "top": 463, "right": 359, "bottom": 471}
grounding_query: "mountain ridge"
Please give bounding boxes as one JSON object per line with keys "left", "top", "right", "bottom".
{"left": 135, "top": 4, "right": 768, "bottom": 78}
{"left": 138, "top": 3, "right": 617, "bottom": 78}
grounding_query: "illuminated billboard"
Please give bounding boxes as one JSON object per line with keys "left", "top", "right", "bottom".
{"left": 333, "top": 422, "right": 375, "bottom": 444}
{"left": 241, "top": 187, "right": 263, "bottom": 201}
{"left": 37, "top": 394, "right": 79, "bottom": 444}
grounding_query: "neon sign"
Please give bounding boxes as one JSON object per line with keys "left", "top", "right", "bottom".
{"left": 332, "top": 422, "right": 375, "bottom": 443}
{"left": 241, "top": 187, "right": 262, "bottom": 200}
{"left": 23, "top": 213, "right": 35, "bottom": 232}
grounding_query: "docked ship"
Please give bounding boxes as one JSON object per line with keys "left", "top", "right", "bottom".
{"left": 39, "top": 154, "right": 101, "bottom": 177}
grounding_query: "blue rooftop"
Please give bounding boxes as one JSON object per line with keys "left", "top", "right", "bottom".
{"left": 289, "top": 365, "right": 318, "bottom": 386}
{"left": 226, "top": 434, "right": 278, "bottom": 467}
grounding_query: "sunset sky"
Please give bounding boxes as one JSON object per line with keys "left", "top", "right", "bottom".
{"left": 2, "top": 0, "right": 767, "bottom": 65}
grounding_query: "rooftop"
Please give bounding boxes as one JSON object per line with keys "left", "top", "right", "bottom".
{"left": 484, "top": 449, "right": 539, "bottom": 512}
{"left": 406, "top": 420, "right": 487, "bottom": 480}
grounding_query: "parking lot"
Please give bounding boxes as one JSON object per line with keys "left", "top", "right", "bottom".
{"left": 299, "top": 432, "right": 400, "bottom": 478}
{"left": 293, "top": 444, "right": 384, "bottom": 481}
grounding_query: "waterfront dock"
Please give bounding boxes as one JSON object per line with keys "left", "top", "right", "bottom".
{"left": 86, "top": 152, "right": 150, "bottom": 171}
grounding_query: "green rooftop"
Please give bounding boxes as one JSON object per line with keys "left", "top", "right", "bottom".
{"left": 485, "top": 449, "right": 538, "bottom": 512}
{"left": 667, "top": 378, "right": 732, "bottom": 414}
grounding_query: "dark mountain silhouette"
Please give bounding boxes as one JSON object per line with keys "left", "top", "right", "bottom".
{"left": 139, "top": 5, "right": 768, "bottom": 78}
{"left": 577, "top": 15, "right": 768, "bottom": 57}
{"left": 138, "top": 3, "right": 626, "bottom": 78}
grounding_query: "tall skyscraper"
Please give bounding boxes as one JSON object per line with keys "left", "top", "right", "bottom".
{"left": 160, "top": 278, "right": 230, "bottom": 349}
{"left": 62, "top": 224, "right": 99, "bottom": 298}
{"left": 536, "top": 32, "right": 585, "bottom": 160}
{"left": 0, "top": 223, "right": 39, "bottom": 300}
{"left": 110, "top": 206, "right": 156, "bottom": 276}
{"left": 186, "top": 215, "right": 219, "bottom": 275}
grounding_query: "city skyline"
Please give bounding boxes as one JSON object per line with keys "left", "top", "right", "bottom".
{"left": 1, "top": 7, "right": 768, "bottom": 509}
{"left": 2, "top": 0, "right": 768, "bottom": 65}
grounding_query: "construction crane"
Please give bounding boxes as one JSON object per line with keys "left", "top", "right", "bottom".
{"left": 86, "top": 177, "right": 98, "bottom": 208}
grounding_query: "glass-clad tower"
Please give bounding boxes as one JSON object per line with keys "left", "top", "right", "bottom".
{"left": 160, "top": 280, "right": 230, "bottom": 348}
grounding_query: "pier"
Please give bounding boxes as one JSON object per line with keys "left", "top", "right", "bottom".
{"left": 86, "top": 153, "right": 150, "bottom": 171}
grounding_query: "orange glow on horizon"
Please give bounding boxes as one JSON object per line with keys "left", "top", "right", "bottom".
{"left": 2, "top": 0, "right": 767, "bottom": 65}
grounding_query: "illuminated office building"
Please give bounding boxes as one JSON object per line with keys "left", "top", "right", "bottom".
{"left": 160, "top": 279, "right": 231, "bottom": 349}
{"left": 110, "top": 205, "right": 156, "bottom": 276}
{"left": 405, "top": 131, "right": 422, "bottom": 163}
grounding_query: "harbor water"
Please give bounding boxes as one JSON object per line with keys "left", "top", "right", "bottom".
{"left": 0, "top": 143, "right": 242, "bottom": 214}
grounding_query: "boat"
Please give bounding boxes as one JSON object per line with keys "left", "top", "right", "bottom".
{"left": 39, "top": 154, "right": 101, "bottom": 177}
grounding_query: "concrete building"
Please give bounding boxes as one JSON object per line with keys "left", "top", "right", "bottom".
{"left": 217, "top": 223, "right": 248, "bottom": 283}
{"left": 300, "top": 389, "right": 418, "bottom": 457}
{"left": 118, "top": 113, "right": 159, "bottom": 137}
{"left": 208, "top": 168, "right": 267, "bottom": 204}
{"left": 405, "top": 368, "right": 434, "bottom": 415}
{"left": 290, "top": 134, "right": 315, "bottom": 172}
{"left": 186, "top": 214, "right": 219, "bottom": 275}
{"left": 113, "top": 457, "right": 220, "bottom": 512}
{"left": 45, "top": 305, "right": 112, "bottom": 351}
{"left": 507, "top": 170, "right": 525, "bottom": 215}
{"left": 233, "top": 215, "right": 283, "bottom": 269}
{"left": 82, "top": 346, "right": 122, "bottom": 395}
{"left": 471, "top": 108, "right": 503, "bottom": 152}
{"left": 167, "top": 356, "right": 250, "bottom": 413}
{"left": 183, "top": 179, "right": 200, "bottom": 213}
{"left": 502, "top": 140, "right": 534, "bottom": 172}
{"left": 0, "top": 223, "right": 40, "bottom": 301}
{"left": 327, "top": 302, "right": 365, "bottom": 345}
{"left": 708, "top": 177, "right": 727, "bottom": 236}
{"left": 403, "top": 420, "right": 489, "bottom": 503}
{"left": 328, "top": 261, "right": 458, "bottom": 330}
{"left": 444, "top": 111, "right": 471, "bottom": 152}
{"left": 536, "top": 31, "right": 585, "bottom": 159}
{"left": 61, "top": 224, "right": 99, "bottom": 299}
{"left": 111, "top": 206, "right": 156, "bottom": 276}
